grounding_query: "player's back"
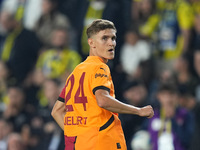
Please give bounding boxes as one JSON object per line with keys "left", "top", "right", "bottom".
{"left": 64, "top": 56, "right": 115, "bottom": 136}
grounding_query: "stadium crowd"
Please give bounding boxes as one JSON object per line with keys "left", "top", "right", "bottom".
{"left": 0, "top": 0, "right": 200, "bottom": 150}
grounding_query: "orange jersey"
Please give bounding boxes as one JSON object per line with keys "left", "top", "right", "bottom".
{"left": 58, "top": 56, "right": 118, "bottom": 136}
{"left": 64, "top": 114, "right": 126, "bottom": 150}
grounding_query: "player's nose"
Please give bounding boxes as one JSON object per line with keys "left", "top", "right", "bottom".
{"left": 108, "top": 38, "right": 116, "bottom": 47}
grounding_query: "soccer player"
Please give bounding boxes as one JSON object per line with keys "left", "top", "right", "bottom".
{"left": 51, "top": 19, "right": 154, "bottom": 150}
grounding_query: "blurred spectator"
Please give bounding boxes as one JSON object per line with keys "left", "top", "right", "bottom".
{"left": 0, "top": 61, "right": 9, "bottom": 110}
{"left": 145, "top": 83, "right": 194, "bottom": 150}
{"left": 1, "top": 86, "right": 30, "bottom": 132}
{"left": 70, "top": 0, "right": 128, "bottom": 61}
{"left": 0, "top": 118, "right": 13, "bottom": 150}
{"left": 177, "top": 92, "right": 200, "bottom": 150}
{"left": 189, "top": 101, "right": 200, "bottom": 150}
{"left": 120, "top": 29, "right": 151, "bottom": 81}
{"left": 38, "top": 79, "right": 61, "bottom": 120}
{"left": 189, "top": 0, "right": 200, "bottom": 15}
{"left": 131, "top": 0, "right": 156, "bottom": 28}
{"left": 193, "top": 48, "right": 200, "bottom": 147}
{"left": 190, "top": 13, "right": 200, "bottom": 50}
{"left": 37, "top": 79, "right": 64, "bottom": 150}
{"left": 20, "top": 124, "right": 30, "bottom": 149}
{"left": 22, "top": 30, "right": 77, "bottom": 110}
{"left": 1, "top": 0, "right": 43, "bottom": 30}
{"left": 120, "top": 81, "right": 149, "bottom": 150}
{"left": 173, "top": 54, "right": 197, "bottom": 95}
{"left": 0, "top": 10, "right": 41, "bottom": 85}
{"left": 7, "top": 133, "right": 26, "bottom": 150}
{"left": 140, "top": 0, "right": 194, "bottom": 72}
{"left": 42, "top": 121, "right": 64, "bottom": 150}
{"left": 34, "top": 0, "right": 70, "bottom": 47}
{"left": 26, "top": 116, "right": 45, "bottom": 150}
{"left": 35, "top": 27, "right": 81, "bottom": 82}
{"left": 115, "top": 27, "right": 153, "bottom": 101}
{"left": 193, "top": 50, "right": 200, "bottom": 101}
{"left": 148, "top": 68, "right": 176, "bottom": 103}
{"left": 21, "top": 115, "right": 59, "bottom": 150}
{"left": 179, "top": 92, "right": 196, "bottom": 111}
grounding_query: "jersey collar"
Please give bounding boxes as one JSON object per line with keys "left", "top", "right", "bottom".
{"left": 86, "top": 56, "right": 105, "bottom": 63}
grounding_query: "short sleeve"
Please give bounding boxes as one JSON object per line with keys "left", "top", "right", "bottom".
{"left": 91, "top": 65, "right": 112, "bottom": 95}
{"left": 57, "top": 85, "right": 66, "bottom": 102}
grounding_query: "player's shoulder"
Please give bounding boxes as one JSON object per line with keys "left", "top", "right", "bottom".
{"left": 87, "top": 60, "right": 110, "bottom": 72}
{"left": 83, "top": 58, "right": 108, "bottom": 68}
{"left": 72, "top": 57, "right": 110, "bottom": 75}
{"left": 98, "top": 63, "right": 110, "bottom": 73}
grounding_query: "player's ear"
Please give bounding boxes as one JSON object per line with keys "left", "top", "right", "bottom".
{"left": 88, "top": 38, "right": 95, "bottom": 48}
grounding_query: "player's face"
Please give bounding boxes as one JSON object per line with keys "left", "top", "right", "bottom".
{"left": 89, "top": 29, "right": 116, "bottom": 63}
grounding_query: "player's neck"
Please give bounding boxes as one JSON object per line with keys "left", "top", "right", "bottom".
{"left": 89, "top": 51, "right": 108, "bottom": 63}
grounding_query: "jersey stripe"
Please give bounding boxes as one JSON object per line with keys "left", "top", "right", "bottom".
{"left": 92, "top": 86, "right": 110, "bottom": 95}
{"left": 99, "top": 115, "right": 114, "bottom": 131}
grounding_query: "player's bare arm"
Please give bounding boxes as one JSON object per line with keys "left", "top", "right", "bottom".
{"left": 51, "top": 100, "right": 66, "bottom": 130}
{"left": 95, "top": 89, "right": 154, "bottom": 118}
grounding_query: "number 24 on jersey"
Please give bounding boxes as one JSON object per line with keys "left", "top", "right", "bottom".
{"left": 65, "top": 72, "right": 88, "bottom": 112}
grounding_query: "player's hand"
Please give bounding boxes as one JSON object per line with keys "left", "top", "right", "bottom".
{"left": 138, "top": 105, "right": 154, "bottom": 118}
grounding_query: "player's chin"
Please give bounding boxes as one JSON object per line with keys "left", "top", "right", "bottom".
{"left": 107, "top": 54, "right": 115, "bottom": 60}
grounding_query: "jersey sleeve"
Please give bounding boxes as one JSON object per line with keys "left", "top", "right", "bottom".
{"left": 91, "top": 64, "right": 112, "bottom": 95}
{"left": 57, "top": 85, "right": 66, "bottom": 103}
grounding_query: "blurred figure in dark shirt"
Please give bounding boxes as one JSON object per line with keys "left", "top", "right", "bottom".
{"left": 119, "top": 81, "right": 149, "bottom": 150}
{"left": 0, "top": 10, "right": 41, "bottom": 85}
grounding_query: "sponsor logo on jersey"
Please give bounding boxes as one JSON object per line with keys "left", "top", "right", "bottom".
{"left": 100, "top": 67, "right": 106, "bottom": 72}
{"left": 95, "top": 73, "right": 108, "bottom": 78}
